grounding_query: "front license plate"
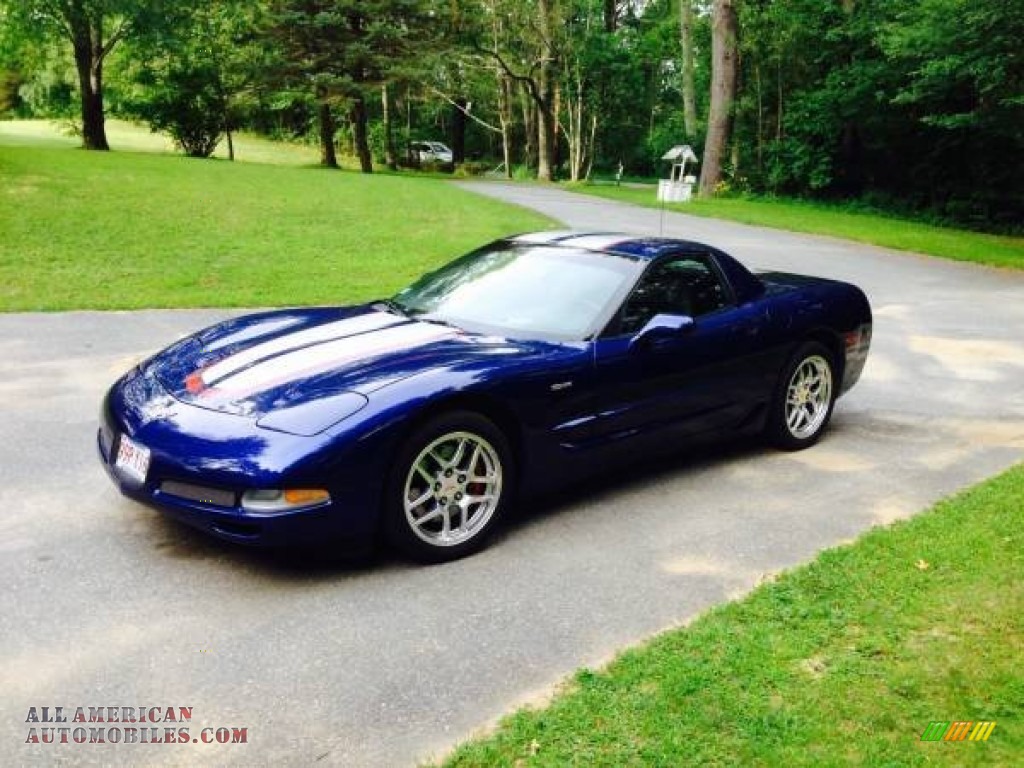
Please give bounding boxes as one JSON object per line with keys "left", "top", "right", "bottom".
{"left": 115, "top": 434, "right": 150, "bottom": 484}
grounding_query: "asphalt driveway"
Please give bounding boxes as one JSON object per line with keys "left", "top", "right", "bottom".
{"left": 2, "top": 185, "right": 1022, "bottom": 766}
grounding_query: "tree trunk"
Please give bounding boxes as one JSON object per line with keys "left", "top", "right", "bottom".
{"left": 565, "top": 76, "right": 581, "bottom": 182}
{"left": 755, "top": 63, "right": 763, "bottom": 175}
{"left": 776, "top": 57, "right": 783, "bottom": 142}
{"left": 71, "top": 34, "right": 109, "bottom": 151}
{"left": 350, "top": 96, "right": 373, "bottom": 173}
{"left": 563, "top": 56, "right": 591, "bottom": 184}
{"left": 491, "top": 13, "right": 513, "bottom": 178}
{"left": 584, "top": 113, "right": 597, "bottom": 181}
{"left": 680, "top": 0, "right": 697, "bottom": 139}
{"left": 79, "top": 78, "right": 109, "bottom": 151}
{"left": 496, "top": 71, "right": 512, "bottom": 178}
{"left": 536, "top": 0, "right": 556, "bottom": 181}
{"left": 537, "top": 98, "right": 555, "bottom": 181}
{"left": 699, "top": 0, "right": 738, "bottom": 197}
{"left": 552, "top": 80, "right": 563, "bottom": 175}
{"left": 521, "top": 87, "right": 536, "bottom": 171}
{"left": 318, "top": 101, "right": 338, "bottom": 168}
{"left": 217, "top": 76, "right": 234, "bottom": 161}
{"left": 405, "top": 87, "right": 414, "bottom": 164}
{"left": 381, "top": 84, "right": 397, "bottom": 170}
{"left": 451, "top": 97, "right": 467, "bottom": 165}
{"left": 603, "top": 0, "right": 617, "bottom": 33}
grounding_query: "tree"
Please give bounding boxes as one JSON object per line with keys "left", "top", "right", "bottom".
{"left": 679, "top": 0, "right": 697, "bottom": 139}
{"left": 130, "top": 63, "right": 226, "bottom": 157}
{"left": 267, "top": 0, "right": 431, "bottom": 172}
{"left": 465, "top": 2, "right": 517, "bottom": 172}
{"left": 124, "top": 1, "right": 268, "bottom": 159}
{"left": 5, "top": 0, "right": 165, "bottom": 149}
{"left": 266, "top": 1, "right": 345, "bottom": 168}
{"left": 470, "top": 0, "right": 562, "bottom": 180}
{"left": 0, "top": 5, "right": 33, "bottom": 116}
{"left": 559, "top": 0, "right": 634, "bottom": 182}
{"left": 699, "top": 0, "right": 737, "bottom": 195}
{"left": 560, "top": 1, "right": 599, "bottom": 181}
{"left": 471, "top": 0, "right": 517, "bottom": 176}
{"left": 883, "top": 0, "right": 1024, "bottom": 225}
{"left": 380, "top": 83, "right": 398, "bottom": 169}
{"left": 459, "top": 0, "right": 686, "bottom": 180}
{"left": 602, "top": 0, "right": 637, "bottom": 32}
{"left": 535, "top": 0, "right": 558, "bottom": 180}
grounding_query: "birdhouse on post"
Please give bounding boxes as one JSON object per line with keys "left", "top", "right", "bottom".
{"left": 657, "top": 145, "right": 699, "bottom": 202}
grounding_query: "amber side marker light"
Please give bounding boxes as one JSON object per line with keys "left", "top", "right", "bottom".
{"left": 284, "top": 489, "right": 331, "bottom": 505}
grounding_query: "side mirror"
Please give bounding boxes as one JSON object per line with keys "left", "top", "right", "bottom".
{"left": 628, "top": 313, "right": 695, "bottom": 352}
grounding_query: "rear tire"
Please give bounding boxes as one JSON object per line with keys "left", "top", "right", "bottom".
{"left": 383, "top": 411, "right": 514, "bottom": 563}
{"left": 766, "top": 342, "right": 837, "bottom": 451}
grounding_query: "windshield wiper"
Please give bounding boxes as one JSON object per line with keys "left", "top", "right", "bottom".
{"left": 374, "top": 301, "right": 461, "bottom": 330}
{"left": 373, "top": 298, "right": 409, "bottom": 317}
{"left": 416, "top": 314, "right": 458, "bottom": 329}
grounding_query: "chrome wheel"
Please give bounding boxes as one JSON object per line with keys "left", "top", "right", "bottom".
{"left": 784, "top": 355, "right": 833, "bottom": 440}
{"left": 403, "top": 431, "right": 503, "bottom": 547}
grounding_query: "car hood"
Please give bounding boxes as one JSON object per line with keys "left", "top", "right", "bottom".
{"left": 146, "top": 305, "right": 572, "bottom": 432}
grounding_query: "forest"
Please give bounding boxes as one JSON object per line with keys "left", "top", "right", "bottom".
{"left": 1, "top": 0, "right": 1021, "bottom": 232}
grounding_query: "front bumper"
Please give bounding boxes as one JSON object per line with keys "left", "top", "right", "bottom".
{"left": 98, "top": 429, "right": 352, "bottom": 547}
{"left": 97, "top": 372, "right": 380, "bottom": 550}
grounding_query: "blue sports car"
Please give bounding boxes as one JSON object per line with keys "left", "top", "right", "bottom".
{"left": 99, "top": 232, "right": 872, "bottom": 562}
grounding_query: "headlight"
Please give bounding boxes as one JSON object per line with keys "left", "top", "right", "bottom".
{"left": 240, "top": 488, "right": 331, "bottom": 514}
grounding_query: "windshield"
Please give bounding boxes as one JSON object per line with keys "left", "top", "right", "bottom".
{"left": 392, "top": 242, "right": 643, "bottom": 341}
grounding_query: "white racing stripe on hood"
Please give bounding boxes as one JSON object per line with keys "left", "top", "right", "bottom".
{"left": 202, "top": 311, "right": 400, "bottom": 384}
{"left": 206, "top": 322, "right": 457, "bottom": 397}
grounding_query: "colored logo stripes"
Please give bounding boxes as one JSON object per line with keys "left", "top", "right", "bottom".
{"left": 920, "top": 721, "right": 997, "bottom": 742}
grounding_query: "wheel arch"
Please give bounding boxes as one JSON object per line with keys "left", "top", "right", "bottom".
{"left": 802, "top": 327, "right": 845, "bottom": 382}
{"left": 379, "top": 391, "right": 524, "bottom": 561}
{"left": 398, "top": 392, "right": 525, "bottom": 478}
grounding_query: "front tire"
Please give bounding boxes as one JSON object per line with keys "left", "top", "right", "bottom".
{"left": 766, "top": 342, "right": 837, "bottom": 451}
{"left": 384, "top": 411, "right": 514, "bottom": 563}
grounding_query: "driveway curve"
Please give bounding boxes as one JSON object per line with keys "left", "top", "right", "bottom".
{"left": 2, "top": 184, "right": 1023, "bottom": 767}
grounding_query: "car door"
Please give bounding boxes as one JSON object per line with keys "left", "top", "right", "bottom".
{"left": 584, "top": 251, "right": 768, "bottom": 448}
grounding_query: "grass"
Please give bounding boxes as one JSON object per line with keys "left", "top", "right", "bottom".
{"left": 8, "top": 119, "right": 1020, "bottom": 274}
{"left": 573, "top": 184, "right": 1024, "bottom": 270}
{"left": 443, "top": 464, "right": 1024, "bottom": 767}
{"left": 0, "top": 135, "right": 553, "bottom": 311}
{"left": 0, "top": 118, "right": 321, "bottom": 165}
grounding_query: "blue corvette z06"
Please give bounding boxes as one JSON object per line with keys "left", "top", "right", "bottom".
{"left": 99, "top": 232, "right": 872, "bottom": 562}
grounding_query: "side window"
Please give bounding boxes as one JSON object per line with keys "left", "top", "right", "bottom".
{"left": 617, "top": 254, "right": 731, "bottom": 335}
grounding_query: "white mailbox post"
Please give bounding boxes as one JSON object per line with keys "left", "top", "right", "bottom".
{"left": 657, "top": 145, "right": 698, "bottom": 202}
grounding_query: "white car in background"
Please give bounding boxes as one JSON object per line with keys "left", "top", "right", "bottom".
{"left": 410, "top": 141, "right": 453, "bottom": 164}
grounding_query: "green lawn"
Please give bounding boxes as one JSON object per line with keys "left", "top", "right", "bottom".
{"left": 574, "top": 184, "right": 1024, "bottom": 270}
{"left": 0, "top": 141, "right": 553, "bottom": 311}
{"left": 444, "top": 464, "right": 1024, "bottom": 767}
{"left": 0, "top": 118, "right": 322, "bottom": 165}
